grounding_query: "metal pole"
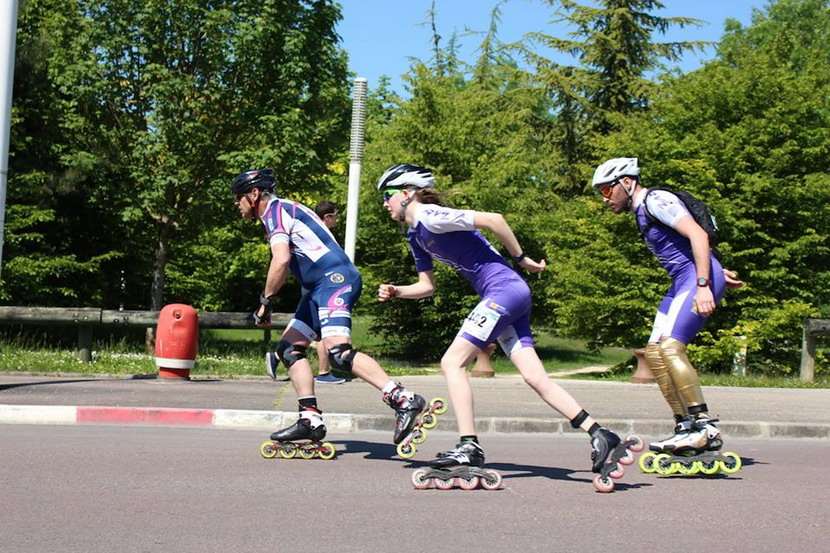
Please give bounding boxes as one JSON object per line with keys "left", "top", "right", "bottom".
{"left": 0, "top": 0, "right": 19, "bottom": 277}
{"left": 344, "top": 77, "right": 367, "bottom": 262}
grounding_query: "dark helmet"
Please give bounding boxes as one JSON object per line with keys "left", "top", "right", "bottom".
{"left": 231, "top": 169, "right": 276, "bottom": 195}
{"left": 376, "top": 164, "right": 434, "bottom": 192}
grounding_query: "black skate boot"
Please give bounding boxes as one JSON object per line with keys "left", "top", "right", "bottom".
{"left": 590, "top": 427, "right": 621, "bottom": 473}
{"left": 383, "top": 385, "right": 426, "bottom": 444}
{"left": 589, "top": 427, "right": 644, "bottom": 492}
{"left": 270, "top": 413, "right": 327, "bottom": 442}
{"left": 429, "top": 441, "right": 485, "bottom": 468}
{"left": 411, "top": 441, "right": 502, "bottom": 490}
{"left": 260, "top": 411, "right": 336, "bottom": 460}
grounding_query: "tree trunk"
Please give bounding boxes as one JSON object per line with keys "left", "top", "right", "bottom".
{"left": 145, "top": 224, "right": 171, "bottom": 353}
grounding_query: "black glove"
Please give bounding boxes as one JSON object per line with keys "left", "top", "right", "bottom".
{"left": 252, "top": 293, "right": 273, "bottom": 326}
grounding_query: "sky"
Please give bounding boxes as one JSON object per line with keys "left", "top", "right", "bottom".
{"left": 336, "top": 0, "right": 770, "bottom": 94}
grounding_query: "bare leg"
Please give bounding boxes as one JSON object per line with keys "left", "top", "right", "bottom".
{"left": 440, "top": 337, "right": 481, "bottom": 436}
{"left": 510, "top": 346, "right": 599, "bottom": 432}
{"left": 315, "top": 340, "right": 331, "bottom": 376}
{"left": 321, "top": 336, "right": 389, "bottom": 389}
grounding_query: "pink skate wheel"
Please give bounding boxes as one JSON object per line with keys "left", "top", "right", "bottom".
{"left": 480, "top": 471, "right": 503, "bottom": 490}
{"left": 458, "top": 477, "right": 480, "bottom": 490}
{"left": 618, "top": 451, "right": 635, "bottom": 465}
{"left": 434, "top": 478, "right": 455, "bottom": 490}
{"left": 609, "top": 466, "right": 625, "bottom": 479}
{"left": 626, "top": 435, "right": 644, "bottom": 452}
{"left": 411, "top": 469, "right": 432, "bottom": 490}
{"left": 593, "top": 474, "right": 615, "bottom": 493}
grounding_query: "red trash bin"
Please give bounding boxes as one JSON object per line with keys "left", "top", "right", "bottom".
{"left": 154, "top": 304, "right": 199, "bottom": 380}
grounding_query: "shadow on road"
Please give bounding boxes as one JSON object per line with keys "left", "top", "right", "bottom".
{"left": 0, "top": 379, "right": 98, "bottom": 391}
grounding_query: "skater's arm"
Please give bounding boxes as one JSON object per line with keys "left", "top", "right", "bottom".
{"left": 378, "top": 271, "right": 435, "bottom": 301}
{"left": 253, "top": 242, "right": 291, "bottom": 326}
{"left": 673, "top": 216, "right": 715, "bottom": 316}
{"left": 473, "top": 212, "right": 546, "bottom": 273}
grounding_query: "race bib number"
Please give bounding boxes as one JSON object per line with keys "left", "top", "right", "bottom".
{"left": 461, "top": 303, "right": 502, "bottom": 342}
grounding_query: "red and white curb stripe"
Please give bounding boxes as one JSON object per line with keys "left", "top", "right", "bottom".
{"left": 0, "top": 404, "right": 355, "bottom": 432}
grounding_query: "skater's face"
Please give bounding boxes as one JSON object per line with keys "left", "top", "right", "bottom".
{"left": 599, "top": 177, "right": 633, "bottom": 214}
{"left": 235, "top": 189, "right": 259, "bottom": 220}
{"left": 383, "top": 189, "right": 407, "bottom": 221}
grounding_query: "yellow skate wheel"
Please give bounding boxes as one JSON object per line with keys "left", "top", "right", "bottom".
{"left": 411, "top": 428, "right": 428, "bottom": 445}
{"left": 259, "top": 441, "right": 278, "bottom": 459}
{"left": 699, "top": 459, "right": 720, "bottom": 475}
{"left": 653, "top": 454, "right": 678, "bottom": 475}
{"left": 397, "top": 441, "right": 416, "bottom": 459}
{"left": 299, "top": 447, "right": 315, "bottom": 460}
{"left": 676, "top": 461, "right": 701, "bottom": 476}
{"left": 278, "top": 446, "right": 297, "bottom": 459}
{"left": 430, "top": 398, "right": 448, "bottom": 415}
{"left": 719, "top": 452, "right": 742, "bottom": 474}
{"left": 318, "top": 442, "right": 337, "bottom": 460}
{"left": 638, "top": 451, "right": 658, "bottom": 473}
{"left": 421, "top": 413, "right": 438, "bottom": 429}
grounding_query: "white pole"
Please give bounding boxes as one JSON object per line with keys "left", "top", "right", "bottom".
{"left": 0, "top": 0, "right": 19, "bottom": 277}
{"left": 344, "top": 77, "right": 367, "bottom": 262}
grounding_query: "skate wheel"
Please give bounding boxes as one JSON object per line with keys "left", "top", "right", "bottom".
{"left": 318, "top": 442, "right": 337, "bottom": 460}
{"left": 618, "top": 451, "right": 635, "bottom": 465}
{"left": 638, "top": 451, "right": 658, "bottom": 474}
{"left": 719, "top": 452, "right": 742, "bottom": 474}
{"left": 676, "top": 461, "right": 700, "bottom": 476}
{"left": 421, "top": 413, "right": 438, "bottom": 430}
{"left": 430, "top": 397, "right": 448, "bottom": 415}
{"left": 396, "top": 441, "right": 416, "bottom": 459}
{"left": 609, "top": 465, "right": 624, "bottom": 479}
{"left": 699, "top": 459, "right": 720, "bottom": 475}
{"left": 480, "top": 470, "right": 503, "bottom": 490}
{"left": 411, "top": 469, "right": 432, "bottom": 490}
{"left": 434, "top": 477, "right": 455, "bottom": 490}
{"left": 278, "top": 446, "right": 297, "bottom": 459}
{"left": 458, "top": 476, "right": 480, "bottom": 490}
{"left": 653, "top": 453, "right": 676, "bottom": 475}
{"left": 259, "top": 441, "right": 278, "bottom": 459}
{"left": 411, "top": 428, "right": 428, "bottom": 445}
{"left": 626, "top": 435, "right": 644, "bottom": 452}
{"left": 299, "top": 447, "right": 316, "bottom": 460}
{"left": 593, "top": 474, "right": 615, "bottom": 493}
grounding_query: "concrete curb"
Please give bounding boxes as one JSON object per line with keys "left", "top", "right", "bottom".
{"left": 2, "top": 403, "right": 828, "bottom": 439}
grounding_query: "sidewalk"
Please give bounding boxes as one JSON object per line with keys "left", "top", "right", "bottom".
{"left": 1, "top": 373, "right": 828, "bottom": 439}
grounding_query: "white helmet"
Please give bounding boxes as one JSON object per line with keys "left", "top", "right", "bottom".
{"left": 376, "top": 164, "right": 435, "bottom": 192}
{"left": 591, "top": 158, "right": 639, "bottom": 189}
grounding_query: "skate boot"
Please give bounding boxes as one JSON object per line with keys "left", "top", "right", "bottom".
{"left": 589, "top": 427, "right": 644, "bottom": 493}
{"left": 383, "top": 384, "right": 448, "bottom": 457}
{"left": 265, "top": 351, "right": 279, "bottom": 380}
{"left": 259, "top": 411, "right": 336, "bottom": 460}
{"left": 647, "top": 417, "right": 694, "bottom": 453}
{"left": 411, "top": 441, "right": 502, "bottom": 490}
{"left": 640, "top": 417, "right": 741, "bottom": 476}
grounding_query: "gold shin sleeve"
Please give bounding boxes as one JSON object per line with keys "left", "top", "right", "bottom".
{"left": 658, "top": 338, "right": 705, "bottom": 409}
{"left": 645, "top": 342, "right": 685, "bottom": 417}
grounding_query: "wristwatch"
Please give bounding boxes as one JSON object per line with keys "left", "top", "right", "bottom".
{"left": 511, "top": 251, "right": 526, "bottom": 263}
{"left": 696, "top": 277, "right": 709, "bottom": 287}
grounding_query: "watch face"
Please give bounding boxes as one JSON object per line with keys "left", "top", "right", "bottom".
{"left": 697, "top": 277, "right": 708, "bottom": 286}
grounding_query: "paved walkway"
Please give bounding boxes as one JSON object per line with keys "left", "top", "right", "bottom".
{"left": 1, "top": 373, "right": 828, "bottom": 439}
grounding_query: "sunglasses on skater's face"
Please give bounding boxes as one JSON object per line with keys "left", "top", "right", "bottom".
{"left": 382, "top": 190, "right": 399, "bottom": 203}
{"left": 599, "top": 181, "right": 619, "bottom": 199}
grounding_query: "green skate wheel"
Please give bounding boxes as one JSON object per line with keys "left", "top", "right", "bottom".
{"left": 719, "top": 452, "right": 742, "bottom": 474}
{"left": 421, "top": 413, "right": 438, "bottom": 429}
{"left": 676, "top": 461, "right": 700, "bottom": 476}
{"left": 430, "top": 398, "right": 448, "bottom": 415}
{"left": 318, "top": 442, "right": 337, "bottom": 460}
{"left": 397, "top": 441, "right": 416, "bottom": 459}
{"left": 638, "top": 451, "right": 658, "bottom": 474}
{"left": 411, "top": 428, "right": 428, "bottom": 445}
{"left": 259, "top": 441, "right": 278, "bottom": 459}
{"left": 699, "top": 459, "right": 720, "bottom": 475}
{"left": 653, "top": 454, "right": 678, "bottom": 475}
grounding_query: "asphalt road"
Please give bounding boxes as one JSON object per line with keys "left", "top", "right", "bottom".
{"left": 1, "top": 425, "right": 827, "bottom": 553}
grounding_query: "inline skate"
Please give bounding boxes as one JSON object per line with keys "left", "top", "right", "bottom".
{"left": 411, "top": 441, "right": 502, "bottom": 490}
{"left": 259, "top": 412, "right": 336, "bottom": 460}
{"left": 639, "top": 418, "right": 741, "bottom": 476}
{"left": 383, "top": 386, "right": 447, "bottom": 457}
{"left": 590, "top": 427, "right": 644, "bottom": 493}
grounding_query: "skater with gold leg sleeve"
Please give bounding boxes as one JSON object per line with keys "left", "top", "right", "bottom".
{"left": 592, "top": 158, "right": 745, "bottom": 476}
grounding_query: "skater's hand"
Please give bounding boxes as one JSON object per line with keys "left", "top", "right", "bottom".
{"left": 518, "top": 257, "right": 546, "bottom": 274}
{"left": 378, "top": 284, "right": 398, "bottom": 302}
{"left": 723, "top": 268, "right": 744, "bottom": 289}
{"left": 252, "top": 294, "right": 273, "bottom": 327}
{"left": 693, "top": 286, "right": 716, "bottom": 317}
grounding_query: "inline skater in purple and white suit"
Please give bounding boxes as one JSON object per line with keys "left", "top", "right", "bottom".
{"left": 592, "top": 158, "right": 744, "bottom": 456}
{"left": 376, "top": 164, "right": 624, "bottom": 474}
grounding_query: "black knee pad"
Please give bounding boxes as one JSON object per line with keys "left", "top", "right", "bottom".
{"left": 276, "top": 340, "right": 307, "bottom": 370}
{"left": 328, "top": 343, "right": 357, "bottom": 375}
